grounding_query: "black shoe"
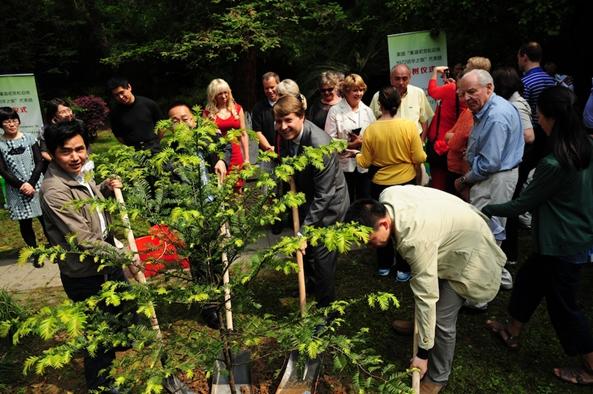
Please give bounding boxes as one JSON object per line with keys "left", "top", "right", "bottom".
{"left": 201, "top": 309, "right": 220, "bottom": 330}
{"left": 28, "top": 256, "right": 43, "bottom": 268}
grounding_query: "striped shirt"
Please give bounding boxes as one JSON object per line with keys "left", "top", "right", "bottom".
{"left": 521, "top": 67, "right": 555, "bottom": 123}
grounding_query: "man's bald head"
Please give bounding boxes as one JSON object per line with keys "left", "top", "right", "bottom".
{"left": 390, "top": 64, "right": 412, "bottom": 96}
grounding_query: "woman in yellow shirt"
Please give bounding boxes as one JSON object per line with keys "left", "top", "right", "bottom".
{"left": 356, "top": 86, "right": 427, "bottom": 279}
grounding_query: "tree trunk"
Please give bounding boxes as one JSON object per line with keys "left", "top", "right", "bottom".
{"left": 233, "top": 47, "right": 258, "bottom": 112}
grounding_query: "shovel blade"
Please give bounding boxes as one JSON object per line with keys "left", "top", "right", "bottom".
{"left": 210, "top": 350, "right": 252, "bottom": 394}
{"left": 275, "top": 350, "right": 321, "bottom": 394}
{"left": 163, "top": 375, "right": 195, "bottom": 394}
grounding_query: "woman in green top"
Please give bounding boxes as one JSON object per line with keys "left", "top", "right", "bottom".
{"left": 483, "top": 86, "right": 593, "bottom": 386}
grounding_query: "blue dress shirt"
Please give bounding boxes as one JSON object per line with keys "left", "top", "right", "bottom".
{"left": 466, "top": 93, "right": 524, "bottom": 183}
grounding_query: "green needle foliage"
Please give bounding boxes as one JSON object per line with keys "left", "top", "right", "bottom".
{"left": 2, "top": 109, "right": 412, "bottom": 393}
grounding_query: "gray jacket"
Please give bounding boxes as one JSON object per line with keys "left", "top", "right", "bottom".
{"left": 281, "top": 120, "right": 350, "bottom": 229}
{"left": 41, "top": 162, "right": 118, "bottom": 278}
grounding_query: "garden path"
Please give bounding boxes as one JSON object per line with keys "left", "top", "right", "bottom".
{"left": 0, "top": 228, "right": 292, "bottom": 292}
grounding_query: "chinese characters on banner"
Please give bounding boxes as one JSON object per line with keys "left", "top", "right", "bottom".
{"left": 0, "top": 74, "right": 44, "bottom": 136}
{"left": 387, "top": 30, "right": 448, "bottom": 108}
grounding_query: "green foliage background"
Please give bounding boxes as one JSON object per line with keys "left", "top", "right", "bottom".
{"left": 0, "top": 0, "right": 590, "bottom": 106}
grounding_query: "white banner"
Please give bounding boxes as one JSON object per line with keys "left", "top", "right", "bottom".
{"left": 387, "top": 30, "right": 448, "bottom": 104}
{"left": 0, "top": 74, "right": 44, "bottom": 136}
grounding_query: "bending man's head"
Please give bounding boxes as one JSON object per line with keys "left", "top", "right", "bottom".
{"left": 345, "top": 199, "right": 392, "bottom": 248}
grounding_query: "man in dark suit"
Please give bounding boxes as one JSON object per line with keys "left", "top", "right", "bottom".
{"left": 274, "top": 94, "right": 349, "bottom": 307}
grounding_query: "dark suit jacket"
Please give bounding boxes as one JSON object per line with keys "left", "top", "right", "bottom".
{"left": 281, "top": 120, "right": 349, "bottom": 229}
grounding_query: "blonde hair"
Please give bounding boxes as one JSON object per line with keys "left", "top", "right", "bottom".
{"left": 466, "top": 57, "right": 491, "bottom": 72}
{"left": 340, "top": 73, "right": 367, "bottom": 95}
{"left": 273, "top": 94, "right": 307, "bottom": 118}
{"left": 205, "top": 78, "right": 238, "bottom": 120}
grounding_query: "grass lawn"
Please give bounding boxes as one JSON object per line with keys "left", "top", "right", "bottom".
{"left": 2, "top": 230, "right": 593, "bottom": 393}
{"left": 1, "top": 130, "right": 593, "bottom": 392}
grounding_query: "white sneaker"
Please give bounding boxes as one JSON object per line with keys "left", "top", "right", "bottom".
{"left": 500, "top": 267, "right": 513, "bottom": 290}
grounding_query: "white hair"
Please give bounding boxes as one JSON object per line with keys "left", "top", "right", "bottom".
{"left": 464, "top": 69, "right": 493, "bottom": 87}
{"left": 276, "top": 79, "right": 300, "bottom": 97}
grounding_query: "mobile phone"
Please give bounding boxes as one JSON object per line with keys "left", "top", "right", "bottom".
{"left": 350, "top": 127, "right": 362, "bottom": 136}
{"left": 444, "top": 68, "right": 450, "bottom": 79}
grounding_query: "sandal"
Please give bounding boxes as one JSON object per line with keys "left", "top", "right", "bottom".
{"left": 554, "top": 366, "right": 593, "bottom": 385}
{"left": 486, "top": 320, "right": 520, "bottom": 350}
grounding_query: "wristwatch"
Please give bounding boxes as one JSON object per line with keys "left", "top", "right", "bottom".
{"left": 459, "top": 176, "right": 467, "bottom": 185}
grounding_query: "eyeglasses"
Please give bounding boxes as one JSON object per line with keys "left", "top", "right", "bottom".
{"left": 320, "top": 88, "right": 334, "bottom": 93}
{"left": 172, "top": 116, "right": 192, "bottom": 124}
{"left": 2, "top": 119, "right": 19, "bottom": 125}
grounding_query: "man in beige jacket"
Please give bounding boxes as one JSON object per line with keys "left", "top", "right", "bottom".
{"left": 346, "top": 185, "right": 505, "bottom": 393}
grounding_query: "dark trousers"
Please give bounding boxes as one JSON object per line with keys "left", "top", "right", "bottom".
{"left": 18, "top": 216, "right": 47, "bottom": 247}
{"left": 371, "top": 180, "right": 413, "bottom": 273}
{"left": 503, "top": 127, "right": 551, "bottom": 260}
{"left": 509, "top": 254, "right": 593, "bottom": 356}
{"left": 61, "top": 269, "right": 128, "bottom": 392}
{"left": 303, "top": 242, "right": 337, "bottom": 308}
{"left": 344, "top": 169, "right": 371, "bottom": 203}
{"left": 501, "top": 155, "right": 533, "bottom": 261}
{"left": 445, "top": 171, "right": 463, "bottom": 198}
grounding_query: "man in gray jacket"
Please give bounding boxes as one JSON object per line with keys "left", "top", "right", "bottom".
{"left": 41, "top": 120, "right": 134, "bottom": 392}
{"left": 274, "top": 94, "right": 349, "bottom": 307}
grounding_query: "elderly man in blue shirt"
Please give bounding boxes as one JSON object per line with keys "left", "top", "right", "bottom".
{"left": 454, "top": 69, "right": 524, "bottom": 301}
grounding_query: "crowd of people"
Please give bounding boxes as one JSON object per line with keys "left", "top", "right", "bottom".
{"left": 1, "top": 40, "right": 593, "bottom": 392}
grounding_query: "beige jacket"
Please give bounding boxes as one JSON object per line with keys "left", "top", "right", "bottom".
{"left": 380, "top": 185, "right": 506, "bottom": 350}
{"left": 41, "top": 162, "right": 117, "bottom": 278}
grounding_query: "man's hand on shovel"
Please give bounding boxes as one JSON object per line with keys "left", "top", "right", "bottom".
{"left": 296, "top": 232, "right": 307, "bottom": 256}
{"left": 410, "top": 356, "right": 427, "bottom": 379}
{"left": 105, "top": 177, "right": 123, "bottom": 191}
{"left": 128, "top": 254, "right": 144, "bottom": 277}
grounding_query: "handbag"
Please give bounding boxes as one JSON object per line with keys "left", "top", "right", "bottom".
{"left": 426, "top": 103, "right": 448, "bottom": 168}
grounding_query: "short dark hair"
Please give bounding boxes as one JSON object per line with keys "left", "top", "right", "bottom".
{"left": 45, "top": 98, "right": 68, "bottom": 122}
{"left": 518, "top": 42, "right": 543, "bottom": 62}
{"left": 167, "top": 101, "right": 192, "bottom": 113}
{"left": 378, "top": 86, "right": 401, "bottom": 116}
{"left": 44, "top": 120, "right": 89, "bottom": 155}
{"left": 0, "top": 106, "right": 20, "bottom": 124}
{"left": 107, "top": 76, "right": 130, "bottom": 91}
{"left": 262, "top": 72, "right": 280, "bottom": 83}
{"left": 492, "top": 67, "right": 523, "bottom": 100}
{"left": 344, "top": 199, "right": 387, "bottom": 230}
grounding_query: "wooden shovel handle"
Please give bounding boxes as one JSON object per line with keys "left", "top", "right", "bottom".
{"left": 412, "top": 315, "right": 420, "bottom": 393}
{"left": 288, "top": 177, "right": 306, "bottom": 317}
{"left": 217, "top": 176, "right": 234, "bottom": 331}
{"left": 113, "top": 187, "right": 162, "bottom": 338}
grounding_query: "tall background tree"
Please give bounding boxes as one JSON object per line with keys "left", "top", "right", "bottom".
{"left": 1, "top": 0, "right": 590, "bottom": 108}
